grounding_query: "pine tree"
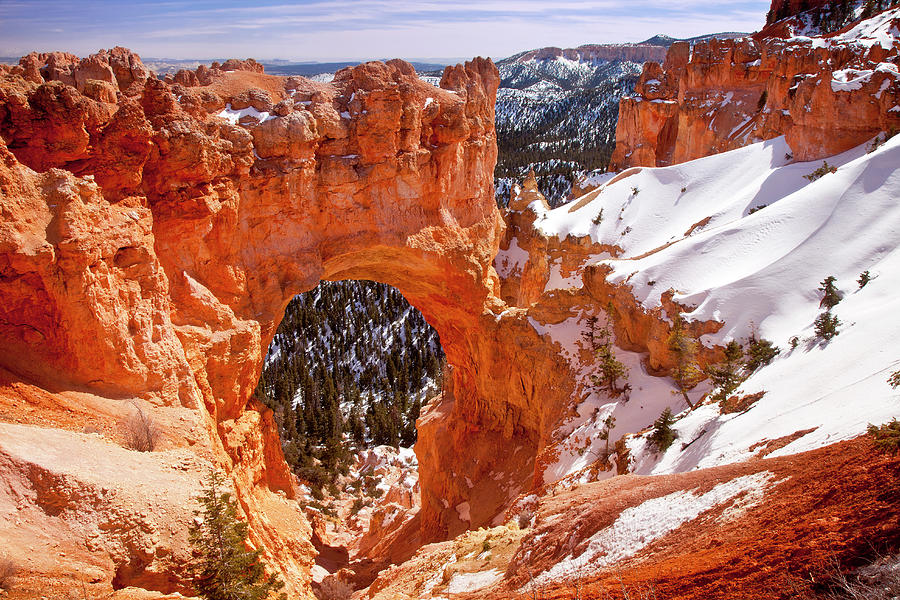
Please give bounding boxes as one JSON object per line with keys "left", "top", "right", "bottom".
{"left": 707, "top": 340, "right": 746, "bottom": 403}
{"left": 818, "top": 275, "right": 842, "bottom": 309}
{"left": 861, "top": 0, "right": 877, "bottom": 18}
{"left": 591, "top": 326, "right": 628, "bottom": 396}
{"left": 814, "top": 310, "right": 841, "bottom": 340}
{"left": 857, "top": 270, "right": 871, "bottom": 289}
{"left": 888, "top": 369, "right": 900, "bottom": 389}
{"left": 649, "top": 408, "right": 677, "bottom": 452}
{"left": 189, "top": 470, "right": 286, "bottom": 600}
{"left": 745, "top": 337, "right": 780, "bottom": 372}
{"left": 868, "top": 419, "right": 900, "bottom": 454}
{"left": 598, "top": 414, "right": 616, "bottom": 457}
{"left": 667, "top": 316, "right": 701, "bottom": 408}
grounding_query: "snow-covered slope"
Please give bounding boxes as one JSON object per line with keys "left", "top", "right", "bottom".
{"left": 522, "top": 133, "right": 900, "bottom": 483}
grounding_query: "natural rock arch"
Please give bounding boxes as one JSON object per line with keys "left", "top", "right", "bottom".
{"left": 0, "top": 49, "right": 583, "bottom": 592}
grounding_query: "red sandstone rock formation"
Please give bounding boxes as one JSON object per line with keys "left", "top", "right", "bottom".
{"left": 0, "top": 47, "right": 720, "bottom": 598}
{"left": 4, "top": 16, "right": 896, "bottom": 594}
{"left": 352, "top": 437, "right": 900, "bottom": 600}
{"left": 0, "top": 48, "right": 506, "bottom": 597}
{"left": 610, "top": 9, "right": 900, "bottom": 170}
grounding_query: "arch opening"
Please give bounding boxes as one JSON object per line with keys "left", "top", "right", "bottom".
{"left": 255, "top": 279, "right": 445, "bottom": 501}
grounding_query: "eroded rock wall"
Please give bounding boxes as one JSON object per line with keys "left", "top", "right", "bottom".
{"left": 0, "top": 48, "right": 508, "bottom": 596}
{"left": 610, "top": 10, "right": 900, "bottom": 170}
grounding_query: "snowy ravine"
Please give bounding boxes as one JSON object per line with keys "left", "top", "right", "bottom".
{"left": 516, "top": 134, "right": 900, "bottom": 485}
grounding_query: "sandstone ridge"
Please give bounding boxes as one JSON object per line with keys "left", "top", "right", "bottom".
{"left": 0, "top": 47, "right": 512, "bottom": 597}
{"left": 2, "top": 46, "right": 655, "bottom": 600}
{"left": 610, "top": 6, "right": 900, "bottom": 169}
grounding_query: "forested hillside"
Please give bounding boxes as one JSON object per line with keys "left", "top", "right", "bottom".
{"left": 253, "top": 281, "right": 444, "bottom": 496}
{"left": 494, "top": 56, "right": 644, "bottom": 206}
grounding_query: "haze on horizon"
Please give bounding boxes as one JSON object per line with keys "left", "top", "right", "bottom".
{"left": 0, "top": 0, "right": 770, "bottom": 63}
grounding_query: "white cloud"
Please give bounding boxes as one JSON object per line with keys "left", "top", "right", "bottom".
{"left": 0, "top": 0, "right": 770, "bottom": 60}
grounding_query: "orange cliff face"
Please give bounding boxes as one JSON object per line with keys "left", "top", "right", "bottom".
{"left": 0, "top": 48, "right": 510, "bottom": 596}
{"left": 1, "top": 46, "right": 639, "bottom": 597}
{"left": 0, "top": 46, "right": 730, "bottom": 598}
{"left": 609, "top": 10, "right": 900, "bottom": 170}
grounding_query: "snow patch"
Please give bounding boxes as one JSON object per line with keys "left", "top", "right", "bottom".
{"left": 456, "top": 501, "right": 471, "bottom": 522}
{"left": 216, "top": 103, "right": 274, "bottom": 125}
{"left": 494, "top": 236, "right": 530, "bottom": 278}
{"left": 446, "top": 569, "right": 503, "bottom": 594}
{"left": 533, "top": 471, "right": 777, "bottom": 583}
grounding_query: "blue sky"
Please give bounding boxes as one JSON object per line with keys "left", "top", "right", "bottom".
{"left": 0, "top": 0, "right": 771, "bottom": 62}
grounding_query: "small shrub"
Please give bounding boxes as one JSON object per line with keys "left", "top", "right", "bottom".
{"left": 0, "top": 555, "right": 17, "bottom": 590}
{"left": 865, "top": 129, "right": 896, "bottom": 153}
{"left": 789, "top": 335, "right": 800, "bottom": 349}
{"left": 597, "top": 415, "right": 617, "bottom": 458}
{"left": 681, "top": 186, "right": 687, "bottom": 193}
{"left": 819, "top": 275, "right": 842, "bottom": 309}
{"left": 748, "top": 204, "right": 767, "bottom": 214}
{"left": 350, "top": 497, "right": 365, "bottom": 515}
{"left": 121, "top": 401, "right": 161, "bottom": 452}
{"left": 889, "top": 369, "right": 900, "bottom": 389}
{"left": 668, "top": 315, "right": 701, "bottom": 408}
{"left": 631, "top": 186, "right": 640, "bottom": 196}
{"left": 649, "top": 408, "right": 677, "bottom": 452}
{"left": 814, "top": 310, "right": 841, "bottom": 340}
{"left": 318, "top": 577, "right": 354, "bottom": 600}
{"left": 868, "top": 419, "right": 900, "bottom": 454}
{"left": 803, "top": 161, "right": 837, "bottom": 182}
{"left": 482, "top": 540, "right": 492, "bottom": 552}
{"left": 745, "top": 337, "right": 780, "bottom": 372}
{"left": 858, "top": 270, "right": 871, "bottom": 289}
{"left": 591, "top": 327, "right": 628, "bottom": 397}
{"left": 867, "top": 134, "right": 885, "bottom": 153}
{"left": 592, "top": 208, "right": 604, "bottom": 225}
{"left": 790, "top": 552, "right": 900, "bottom": 600}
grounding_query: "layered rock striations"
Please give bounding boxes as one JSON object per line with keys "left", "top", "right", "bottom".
{"left": 5, "top": 9, "right": 900, "bottom": 595}
{"left": 610, "top": 8, "right": 900, "bottom": 170}
{"left": 0, "top": 48, "right": 510, "bottom": 596}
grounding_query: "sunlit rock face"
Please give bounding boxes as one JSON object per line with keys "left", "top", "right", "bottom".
{"left": 610, "top": 9, "right": 900, "bottom": 170}
{"left": 0, "top": 48, "right": 513, "bottom": 596}
{"left": 0, "top": 46, "right": 706, "bottom": 594}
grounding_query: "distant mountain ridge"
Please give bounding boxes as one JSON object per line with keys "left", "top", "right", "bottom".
{"left": 492, "top": 31, "right": 752, "bottom": 206}
{"left": 502, "top": 32, "right": 750, "bottom": 65}
{"left": 262, "top": 60, "right": 450, "bottom": 77}
{"left": 502, "top": 43, "right": 667, "bottom": 66}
